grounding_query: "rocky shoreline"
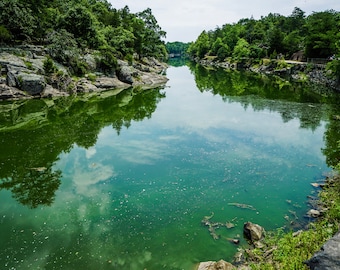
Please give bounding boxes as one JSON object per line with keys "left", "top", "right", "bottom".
{"left": 196, "top": 174, "right": 340, "bottom": 270}
{"left": 0, "top": 45, "right": 168, "bottom": 100}
{"left": 195, "top": 57, "right": 340, "bottom": 94}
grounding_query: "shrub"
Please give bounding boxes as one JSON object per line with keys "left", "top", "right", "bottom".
{"left": 0, "top": 25, "right": 12, "bottom": 43}
{"left": 326, "top": 59, "right": 340, "bottom": 84}
{"left": 96, "top": 46, "right": 117, "bottom": 75}
{"left": 24, "top": 61, "right": 33, "bottom": 70}
{"left": 72, "top": 60, "right": 88, "bottom": 77}
{"left": 43, "top": 56, "right": 56, "bottom": 74}
{"left": 87, "top": 73, "right": 96, "bottom": 82}
{"left": 125, "top": 54, "right": 134, "bottom": 65}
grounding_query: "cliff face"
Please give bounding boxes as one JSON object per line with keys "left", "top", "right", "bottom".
{"left": 0, "top": 46, "right": 168, "bottom": 100}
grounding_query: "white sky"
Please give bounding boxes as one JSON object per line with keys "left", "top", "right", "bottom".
{"left": 109, "top": 0, "right": 340, "bottom": 42}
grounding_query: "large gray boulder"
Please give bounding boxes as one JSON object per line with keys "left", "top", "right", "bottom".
{"left": 17, "top": 72, "right": 46, "bottom": 95}
{"left": 0, "top": 84, "right": 29, "bottom": 100}
{"left": 93, "top": 76, "right": 130, "bottom": 90}
{"left": 117, "top": 65, "right": 135, "bottom": 84}
{"left": 197, "top": 260, "right": 236, "bottom": 270}
{"left": 0, "top": 52, "right": 27, "bottom": 69}
{"left": 305, "top": 231, "right": 340, "bottom": 269}
{"left": 243, "top": 222, "right": 265, "bottom": 243}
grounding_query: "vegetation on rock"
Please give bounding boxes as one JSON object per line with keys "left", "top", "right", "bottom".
{"left": 0, "top": 0, "right": 167, "bottom": 76}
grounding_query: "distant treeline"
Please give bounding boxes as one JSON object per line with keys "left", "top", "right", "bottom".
{"left": 187, "top": 7, "right": 340, "bottom": 61}
{"left": 166, "top": 42, "right": 190, "bottom": 57}
{"left": 0, "top": 0, "right": 167, "bottom": 74}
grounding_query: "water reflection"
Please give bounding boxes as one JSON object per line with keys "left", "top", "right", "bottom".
{"left": 0, "top": 65, "right": 340, "bottom": 269}
{"left": 187, "top": 62, "right": 340, "bottom": 165}
{"left": 0, "top": 166, "right": 61, "bottom": 208}
{"left": 0, "top": 87, "right": 165, "bottom": 207}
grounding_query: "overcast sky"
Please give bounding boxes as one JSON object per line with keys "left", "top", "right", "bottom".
{"left": 109, "top": 0, "right": 340, "bottom": 42}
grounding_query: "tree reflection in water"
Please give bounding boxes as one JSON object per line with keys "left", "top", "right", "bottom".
{"left": 0, "top": 87, "right": 166, "bottom": 208}
{"left": 0, "top": 166, "right": 61, "bottom": 208}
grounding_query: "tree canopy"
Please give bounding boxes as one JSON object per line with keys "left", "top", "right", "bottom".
{"left": 188, "top": 8, "right": 340, "bottom": 60}
{"left": 0, "top": 0, "right": 167, "bottom": 61}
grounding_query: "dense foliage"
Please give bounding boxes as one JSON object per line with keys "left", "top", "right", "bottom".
{"left": 188, "top": 8, "right": 340, "bottom": 61}
{"left": 0, "top": 0, "right": 167, "bottom": 64}
{"left": 166, "top": 41, "right": 190, "bottom": 57}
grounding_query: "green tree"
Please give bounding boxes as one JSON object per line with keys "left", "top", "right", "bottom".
{"left": 0, "top": 0, "right": 36, "bottom": 42}
{"left": 305, "top": 10, "right": 340, "bottom": 58}
{"left": 282, "top": 30, "right": 303, "bottom": 56}
{"left": 136, "top": 8, "right": 167, "bottom": 59}
{"left": 46, "top": 29, "right": 80, "bottom": 65}
{"left": 188, "top": 31, "right": 210, "bottom": 58}
{"left": 267, "top": 25, "right": 285, "bottom": 56}
{"left": 211, "top": 37, "right": 223, "bottom": 55}
{"left": 166, "top": 42, "right": 190, "bottom": 56}
{"left": 287, "top": 7, "right": 306, "bottom": 32}
{"left": 102, "top": 26, "right": 135, "bottom": 57}
{"left": 232, "top": 38, "right": 250, "bottom": 59}
{"left": 211, "top": 37, "right": 230, "bottom": 60}
{"left": 60, "top": 4, "right": 100, "bottom": 48}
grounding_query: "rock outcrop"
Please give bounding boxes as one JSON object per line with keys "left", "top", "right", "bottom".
{"left": 197, "top": 260, "right": 236, "bottom": 270}
{"left": 195, "top": 57, "right": 339, "bottom": 93}
{"left": 0, "top": 46, "right": 168, "bottom": 100}
{"left": 243, "top": 222, "right": 265, "bottom": 244}
{"left": 305, "top": 231, "right": 340, "bottom": 270}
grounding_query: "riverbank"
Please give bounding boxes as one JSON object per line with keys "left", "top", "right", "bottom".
{"left": 197, "top": 171, "right": 340, "bottom": 270}
{"left": 0, "top": 46, "right": 168, "bottom": 100}
{"left": 194, "top": 57, "right": 340, "bottom": 95}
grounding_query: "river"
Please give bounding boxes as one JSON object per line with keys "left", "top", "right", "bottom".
{"left": 0, "top": 63, "right": 339, "bottom": 269}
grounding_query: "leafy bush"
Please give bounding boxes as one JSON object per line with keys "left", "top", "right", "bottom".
{"left": 0, "top": 25, "right": 12, "bottom": 43}
{"left": 72, "top": 60, "right": 88, "bottom": 77}
{"left": 46, "top": 29, "right": 79, "bottom": 65}
{"left": 24, "top": 61, "right": 33, "bottom": 70}
{"left": 43, "top": 56, "right": 56, "bottom": 74}
{"left": 326, "top": 59, "right": 340, "bottom": 84}
{"left": 87, "top": 73, "right": 97, "bottom": 82}
{"left": 125, "top": 54, "right": 134, "bottom": 65}
{"left": 96, "top": 46, "right": 118, "bottom": 75}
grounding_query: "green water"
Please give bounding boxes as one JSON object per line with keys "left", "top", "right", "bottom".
{"left": 0, "top": 65, "right": 339, "bottom": 270}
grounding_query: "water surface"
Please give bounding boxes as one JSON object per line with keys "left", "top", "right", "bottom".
{"left": 0, "top": 65, "right": 339, "bottom": 269}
